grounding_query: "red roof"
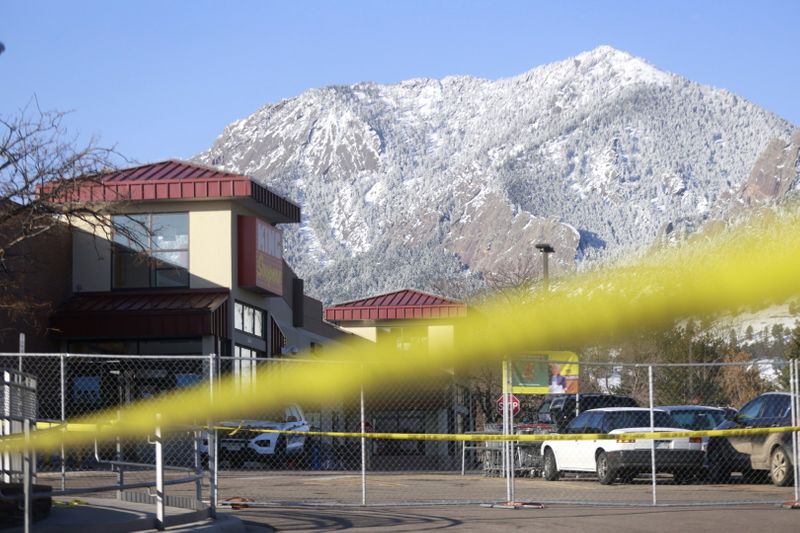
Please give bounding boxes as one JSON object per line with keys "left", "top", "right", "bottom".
{"left": 46, "top": 160, "right": 300, "bottom": 223}
{"left": 324, "top": 289, "right": 467, "bottom": 322}
{"left": 51, "top": 289, "right": 230, "bottom": 339}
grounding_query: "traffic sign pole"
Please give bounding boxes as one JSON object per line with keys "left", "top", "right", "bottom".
{"left": 504, "top": 361, "right": 514, "bottom": 503}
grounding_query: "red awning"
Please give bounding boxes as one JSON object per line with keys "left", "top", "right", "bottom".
{"left": 324, "top": 289, "right": 467, "bottom": 322}
{"left": 51, "top": 289, "right": 230, "bottom": 340}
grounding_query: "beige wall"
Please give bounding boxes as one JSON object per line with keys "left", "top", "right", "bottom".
{"left": 188, "top": 207, "right": 232, "bottom": 289}
{"left": 72, "top": 218, "right": 112, "bottom": 293}
{"left": 72, "top": 230, "right": 111, "bottom": 292}
{"left": 338, "top": 324, "right": 453, "bottom": 349}
{"left": 340, "top": 326, "right": 378, "bottom": 343}
{"left": 428, "top": 324, "right": 454, "bottom": 353}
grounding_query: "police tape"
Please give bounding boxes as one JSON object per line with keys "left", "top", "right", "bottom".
{"left": 3, "top": 207, "right": 800, "bottom": 454}
{"left": 9, "top": 423, "right": 800, "bottom": 449}
{"left": 35, "top": 421, "right": 106, "bottom": 432}
{"left": 212, "top": 424, "right": 800, "bottom": 442}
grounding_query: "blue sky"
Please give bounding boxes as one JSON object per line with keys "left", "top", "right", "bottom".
{"left": 2, "top": 0, "right": 798, "bottom": 163}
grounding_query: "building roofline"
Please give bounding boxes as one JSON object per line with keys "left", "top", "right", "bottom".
{"left": 43, "top": 159, "right": 301, "bottom": 224}
{"left": 327, "top": 288, "right": 465, "bottom": 309}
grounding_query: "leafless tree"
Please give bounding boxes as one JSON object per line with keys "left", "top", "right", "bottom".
{"left": 481, "top": 259, "right": 542, "bottom": 305}
{"left": 717, "top": 352, "right": 769, "bottom": 408}
{"left": 0, "top": 102, "right": 132, "bottom": 329}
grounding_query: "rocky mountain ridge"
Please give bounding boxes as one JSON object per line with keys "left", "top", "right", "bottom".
{"left": 197, "top": 46, "right": 798, "bottom": 304}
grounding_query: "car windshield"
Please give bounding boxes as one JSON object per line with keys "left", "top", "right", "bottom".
{"left": 761, "top": 395, "right": 790, "bottom": 418}
{"left": 538, "top": 401, "right": 552, "bottom": 415}
{"left": 667, "top": 410, "right": 725, "bottom": 430}
{"left": 605, "top": 411, "right": 673, "bottom": 431}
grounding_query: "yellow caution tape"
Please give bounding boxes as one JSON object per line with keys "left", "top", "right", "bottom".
{"left": 3, "top": 207, "right": 800, "bottom": 453}
{"left": 210, "top": 425, "right": 800, "bottom": 442}
{"left": 35, "top": 421, "right": 105, "bottom": 432}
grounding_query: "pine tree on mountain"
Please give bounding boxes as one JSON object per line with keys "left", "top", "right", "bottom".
{"left": 785, "top": 321, "right": 800, "bottom": 361}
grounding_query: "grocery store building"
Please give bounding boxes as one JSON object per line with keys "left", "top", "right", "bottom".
{"left": 31, "top": 160, "right": 346, "bottom": 416}
{"left": 324, "top": 289, "right": 472, "bottom": 469}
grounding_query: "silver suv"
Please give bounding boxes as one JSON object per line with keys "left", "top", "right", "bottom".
{"left": 706, "top": 392, "right": 796, "bottom": 486}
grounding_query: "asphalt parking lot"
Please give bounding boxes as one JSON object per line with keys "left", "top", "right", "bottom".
{"left": 232, "top": 503, "right": 800, "bottom": 532}
{"left": 37, "top": 469, "right": 800, "bottom": 531}
{"left": 40, "top": 469, "right": 798, "bottom": 507}
{"left": 214, "top": 470, "right": 800, "bottom": 531}
{"left": 208, "top": 470, "right": 797, "bottom": 507}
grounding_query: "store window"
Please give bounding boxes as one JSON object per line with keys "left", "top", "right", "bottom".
{"left": 377, "top": 326, "right": 428, "bottom": 352}
{"left": 234, "top": 301, "right": 265, "bottom": 338}
{"left": 234, "top": 345, "right": 264, "bottom": 359}
{"left": 234, "top": 344, "right": 264, "bottom": 390}
{"left": 112, "top": 213, "right": 189, "bottom": 289}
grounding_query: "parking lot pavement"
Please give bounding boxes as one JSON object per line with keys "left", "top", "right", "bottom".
{"left": 202, "top": 471, "right": 796, "bottom": 507}
{"left": 37, "top": 469, "right": 800, "bottom": 531}
{"left": 232, "top": 504, "right": 800, "bottom": 532}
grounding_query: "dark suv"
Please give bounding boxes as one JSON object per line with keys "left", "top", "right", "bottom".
{"left": 548, "top": 394, "right": 638, "bottom": 432}
{"left": 706, "top": 392, "right": 796, "bottom": 486}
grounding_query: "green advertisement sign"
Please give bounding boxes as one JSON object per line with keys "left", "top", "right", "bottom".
{"left": 509, "top": 351, "right": 579, "bottom": 394}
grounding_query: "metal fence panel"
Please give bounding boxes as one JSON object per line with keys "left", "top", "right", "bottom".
{"left": 1, "top": 352, "right": 798, "bottom": 508}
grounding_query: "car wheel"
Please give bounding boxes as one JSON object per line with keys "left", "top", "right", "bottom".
{"left": 543, "top": 449, "right": 560, "bottom": 481}
{"left": 770, "top": 446, "right": 793, "bottom": 487}
{"left": 596, "top": 451, "right": 616, "bottom": 485}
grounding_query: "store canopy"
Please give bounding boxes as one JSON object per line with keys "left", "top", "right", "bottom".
{"left": 324, "top": 289, "right": 467, "bottom": 322}
{"left": 51, "top": 289, "right": 230, "bottom": 340}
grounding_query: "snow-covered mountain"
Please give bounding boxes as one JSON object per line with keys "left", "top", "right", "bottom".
{"left": 196, "top": 45, "right": 798, "bottom": 304}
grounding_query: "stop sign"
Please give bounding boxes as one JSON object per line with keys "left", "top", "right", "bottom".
{"left": 496, "top": 393, "right": 521, "bottom": 416}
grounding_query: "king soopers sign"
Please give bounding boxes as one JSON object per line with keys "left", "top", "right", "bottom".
{"left": 238, "top": 216, "right": 283, "bottom": 296}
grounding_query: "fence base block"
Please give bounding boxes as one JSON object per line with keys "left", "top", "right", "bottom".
{"left": 480, "top": 501, "right": 546, "bottom": 509}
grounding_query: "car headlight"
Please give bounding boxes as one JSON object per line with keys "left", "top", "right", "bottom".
{"left": 254, "top": 440, "right": 273, "bottom": 448}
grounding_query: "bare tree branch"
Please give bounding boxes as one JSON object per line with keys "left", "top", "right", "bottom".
{"left": 0, "top": 103, "right": 138, "bottom": 327}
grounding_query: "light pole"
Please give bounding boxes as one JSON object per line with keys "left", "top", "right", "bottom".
{"left": 535, "top": 243, "right": 555, "bottom": 293}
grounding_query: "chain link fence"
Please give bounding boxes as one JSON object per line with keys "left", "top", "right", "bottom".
{"left": 0, "top": 353, "right": 210, "bottom": 530}
{"left": 1, "top": 352, "right": 798, "bottom": 508}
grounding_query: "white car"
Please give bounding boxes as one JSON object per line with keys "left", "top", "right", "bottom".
{"left": 540, "top": 407, "right": 704, "bottom": 484}
{"left": 202, "top": 404, "right": 310, "bottom": 467}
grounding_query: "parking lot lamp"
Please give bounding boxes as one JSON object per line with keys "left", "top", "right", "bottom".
{"left": 535, "top": 243, "right": 555, "bottom": 293}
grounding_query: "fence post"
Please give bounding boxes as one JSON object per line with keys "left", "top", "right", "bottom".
{"left": 503, "top": 359, "right": 515, "bottom": 504}
{"left": 461, "top": 440, "right": 466, "bottom": 476}
{"left": 194, "top": 429, "right": 203, "bottom": 504}
{"left": 23, "top": 418, "right": 32, "bottom": 533}
{"left": 59, "top": 354, "right": 66, "bottom": 492}
{"left": 18, "top": 333, "right": 25, "bottom": 373}
{"left": 360, "top": 365, "right": 367, "bottom": 506}
{"left": 792, "top": 359, "right": 799, "bottom": 504}
{"left": 648, "top": 364, "right": 657, "bottom": 506}
{"left": 207, "top": 352, "right": 217, "bottom": 519}
{"left": 154, "top": 413, "right": 165, "bottom": 531}
{"left": 116, "top": 410, "right": 124, "bottom": 501}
